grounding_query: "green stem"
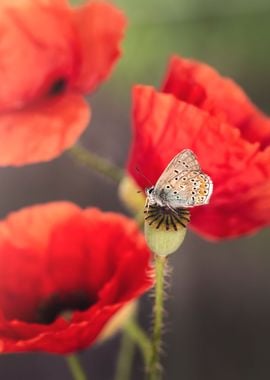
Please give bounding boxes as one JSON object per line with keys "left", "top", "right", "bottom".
{"left": 66, "top": 354, "right": 87, "bottom": 380}
{"left": 148, "top": 255, "right": 166, "bottom": 380}
{"left": 124, "top": 318, "right": 152, "bottom": 368}
{"left": 69, "top": 145, "right": 124, "bottom": 184}
{"left": 114, "top": 316, "right": 152, "bottom": 380}
{"left": 114, "top": 327, "right": 136, "bottom": 380}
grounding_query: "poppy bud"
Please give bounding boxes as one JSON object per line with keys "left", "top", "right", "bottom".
{"left": 144, "top": 204, "right": 190, "bottom": 256}
{"left": 119, "top": 176, "right": 145, "bottom": 221}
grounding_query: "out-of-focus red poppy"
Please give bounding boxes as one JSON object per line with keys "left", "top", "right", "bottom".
{"left": 163, "top": 56, "right": 270, "bottom": 148}
{"left": 0, "top": 0, "right": 126, "bottom": 166}
{"left": 0, "top": 202, "right": 152, "bottom": 353}
{"left": 127, "top": 56, "right": 270, "bottom": 240}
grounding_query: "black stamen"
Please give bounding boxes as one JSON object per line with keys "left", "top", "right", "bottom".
{"left": 149, "top": 215, "right": 163, "bottom": 225}
{"left": 144, "top": 204, "right": 190, "bottom": 231}
{"left": 165, "top": 215, "right": 170, "bottom": 230}
{"left": 170, "top": 215, "right": 178, "bottom": 231}
{"left": 35, "top": 290, "right": 93, "bottom": 325}
{"left": 145, "top": 212, "right": 159, "bottom": 220}
{"left": 173, "top": 215, "right": 187, "bottom": 228}
{"left": 49, "top": 78, "right": 68, "bottom": 96}
{"left": 156, "top": 215, "right": 165, "bottom": 229}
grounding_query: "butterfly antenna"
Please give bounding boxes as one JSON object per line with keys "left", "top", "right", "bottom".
{"left": 135, "top": 166, "right": 153, "bottom": 188}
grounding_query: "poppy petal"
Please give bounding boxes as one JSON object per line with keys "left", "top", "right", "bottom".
{"left": 0, "top": 0, "right": 78, "bottom": 111}
{"left": 72, "top": 1, "right": 126, "bottom": 93}
{"left": 128, "top": 85, "right": 270, "bottom": 239}
{"left": 162, "top": 56, "right": 270, "bottom": 147}
{"left": 0, "top": 93, "right": 90, "bottom": 166}
{"left": 0, "top": 0, "right": 125, "bottom": 166}
{"left": 0, "top": 202, "right": 152, "bottom": 353}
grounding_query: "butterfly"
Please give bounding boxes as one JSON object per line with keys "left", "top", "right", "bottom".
{"left": 145, "top": 149, "right": 213, "bottom": 210}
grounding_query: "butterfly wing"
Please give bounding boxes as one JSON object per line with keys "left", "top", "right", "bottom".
{"left": 165, "top": 171, "right": 213, "bottom": 207}
{"left": 154, "top": 150, "right": 213, "bottom": 208}
{"left": 154, "top": 150, "right": 200, "bottom": 189}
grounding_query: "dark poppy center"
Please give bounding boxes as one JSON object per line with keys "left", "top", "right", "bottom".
{"left": 35, "top": 291, "right": 95, "bottom": 325}
{"left": 48, "top": 77, "right": 68, "bottom": 96}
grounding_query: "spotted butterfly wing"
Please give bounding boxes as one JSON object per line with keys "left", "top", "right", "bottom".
{"left": 153, "top": 149, "right": 213, "bottom": 208}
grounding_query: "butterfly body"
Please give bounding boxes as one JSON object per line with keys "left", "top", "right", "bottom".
{"left": 145, "top": 149, "right": 213, "bottom": 209}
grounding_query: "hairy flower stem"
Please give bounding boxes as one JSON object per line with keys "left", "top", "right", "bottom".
{"left": 148, "top": 255, "right": 166, "bottom": 380}
{"left": 69, "top": 144, "right": 124, "bottom": 184}
{"left": 66, "top": 354, "right": 87, "bottom": 380}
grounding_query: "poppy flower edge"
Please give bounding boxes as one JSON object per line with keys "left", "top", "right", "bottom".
{"left": 72, "top": 1, "right": 127, "bottom": 93}
{"left": 162, "top": 55, "right": 270, "bottom": 147}
{"left": 0, "top": 202, "right": 152, "bottom": 353}
{"left": 0, "top": 0, "right": 126, "bottom": 166}
{"left": 128, "top": 82, "right": 270, "bottom": 240}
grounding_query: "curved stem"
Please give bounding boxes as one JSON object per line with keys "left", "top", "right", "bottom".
{"left": 66, "top": 354, "right": 87, "bottom": 380}
{"left": 148, "top": 255, "right": 166, "bottom": 380}
{"left": 114, "top": 327, "right": 136, "bottom": 380}
{"left": 124, "top": 318, "right": 152, "bottom": 368}
{"left": 114, "top": 315, "right": 152, "bottom": 380}
{"left": 69, "top": 144, "right": 124, "bottom": 184}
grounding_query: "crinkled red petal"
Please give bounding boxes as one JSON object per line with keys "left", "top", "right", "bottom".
{"left": 128, "top": 86, "right": 270, "bottom": 239}
{"left": 0, "top": 94, "right": 90, "bottom": 166}
{"left": 162, "top": 56, "right": 270, "bottom": 148}
{"left": 72, "top": 1, "right": 126, "bottom": 93}
{"left": 0, "top": 0, "right": 79, "bottom": 111}
{"left": 0, "top": 202, "right": 152, "bottom": 353}
{"left": 0, "top": 0, "right": 126, "bottom": 166}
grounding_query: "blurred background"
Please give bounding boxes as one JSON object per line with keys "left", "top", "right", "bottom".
{"left": 0, "top": 0, "right": 270, "bottom": 379}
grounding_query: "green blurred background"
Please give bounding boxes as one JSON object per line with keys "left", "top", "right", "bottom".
{"left": 112, "top": 0, "right": 270, "bottom": 109}
{"left": 0, "top": 0, "right": 269, "bottom": 379}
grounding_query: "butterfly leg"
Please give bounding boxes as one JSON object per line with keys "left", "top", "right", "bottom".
{"left": 144, "top": 197, "right": 150, "bottom": 214}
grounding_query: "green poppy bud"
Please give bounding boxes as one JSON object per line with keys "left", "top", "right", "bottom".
{"left": 144, "top": 205, "right": 190, "bottom": 257}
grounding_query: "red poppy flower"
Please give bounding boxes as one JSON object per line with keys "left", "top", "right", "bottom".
{"left": 127, "top": 56, "right": 270, "bottom": 240}
{"left": 0, "top": 202, "right": 152, "bottom": 353}
{"left": 0, "top": 0, "right": 126, "bottom": 166}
